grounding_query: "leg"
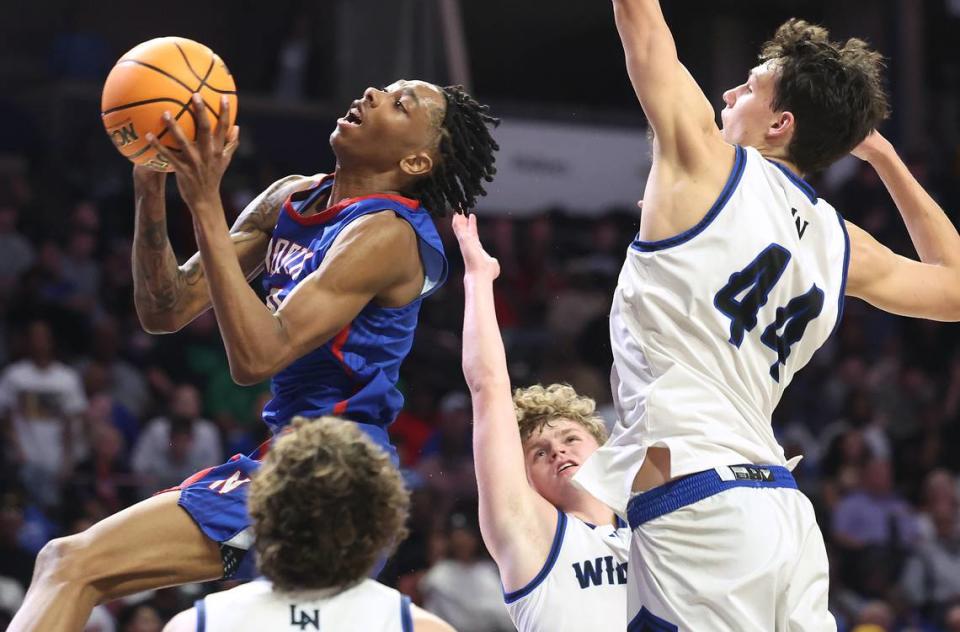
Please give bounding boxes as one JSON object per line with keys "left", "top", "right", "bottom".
{"left": 9, "top": 491, "right": 221, "bottom": 632}
{"left": 628, "top": 486, "right": 789, "bottom": 631}
{"left": 779, "top": 495, "right": 837, "bottom": 632}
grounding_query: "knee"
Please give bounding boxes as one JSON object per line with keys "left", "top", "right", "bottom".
{"left": 34, "top": 535, "right": 91, "bottom": 586}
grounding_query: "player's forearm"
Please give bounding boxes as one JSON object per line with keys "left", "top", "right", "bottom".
{"left": 462, "top": 272, "right": 530, "bottom": 514}
{"left": 867, "top": 143, "right": 960, "bottom": 268}
{"left": 132, "top": 179, "right": 202, "bottom": 333}
{"left": 613, "top": 0, "right": 677, "bottom": 71}
{"left": 192, "top": 204, "right": 284, "bottom": 385}
{"left": 462, "top": 274, "right": 511, "bottom": 391}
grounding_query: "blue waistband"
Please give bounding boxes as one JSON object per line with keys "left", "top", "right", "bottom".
{"left": 627, "top": 465, "right": 797, "bottom": 530}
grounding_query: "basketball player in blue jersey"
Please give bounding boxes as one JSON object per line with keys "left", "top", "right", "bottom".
{"left": 10, "top": 81, "right": 498, "bottom": 632}
{"left": 454, "top": 213, "right": 630, "bottom": 632}
{"left": 572, "top": 4, "right": 960, "bottom": 630}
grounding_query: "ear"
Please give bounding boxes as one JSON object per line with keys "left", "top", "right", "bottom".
{"left": 399, "top": 151, "right": 434, "bottom": 177}
{"left": 768, "top": 111, "right": 795, "bottom": 143}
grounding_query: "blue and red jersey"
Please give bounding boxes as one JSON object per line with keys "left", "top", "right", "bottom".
{"left": 259, "top": 175, "right": 447, "bottom": 448}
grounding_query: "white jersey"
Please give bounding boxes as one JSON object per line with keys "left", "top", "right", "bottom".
{"left": 576, "top": 145, "right": 849, "bottom": 516}
{"left": 199, "top": 578, "right": 412, "bottom": 632}
{"left": 504, "top": 510, "right": 631, "bottom": 631}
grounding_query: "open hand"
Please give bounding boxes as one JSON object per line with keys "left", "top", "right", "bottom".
{"left": 145, "top": 93, "right": 239, "bottom": 212}
{"left": 452, "top": 213, "right": 500, "bottom": 280}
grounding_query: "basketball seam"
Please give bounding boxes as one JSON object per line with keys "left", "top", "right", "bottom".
{"left": 173, "top": 42, "right": 236, "bottom": 94}
{"left": 116, "top": 59, "right": 236, "bottom": 96}
{"left": 102, "top": 97, "right": 187, "bottom": 116}
{"left": 168, "top": 50, "right": 224, "bottom": 125}
{"left": 174, "top": 42, "right": 207, "bottom": 82}
{"left": 128, "top": 143, "right": 184, "bottom": 160}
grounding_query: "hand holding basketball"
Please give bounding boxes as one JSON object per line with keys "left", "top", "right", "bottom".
{"left": 453, "top": 213, "right": 500, "bottom": 280}
{"left": 145, "top": 93, "right": 240, "bottom": 213}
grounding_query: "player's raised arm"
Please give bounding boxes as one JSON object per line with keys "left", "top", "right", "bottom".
{"left": 453, "top": 214, "right": 558, "bottom": 589}
{"left": 612, "top": 0, "right": 720, "bottom": 164}
{"left": 132, "top": 167, "right": 303, "bottom": 334}
{"left": 845, "top": 132, "right": 960, "bottom": 321}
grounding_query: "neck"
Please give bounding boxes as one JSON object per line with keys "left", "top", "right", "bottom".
{"left": 564, "top": 491, "right": 617, "bottom": 527}
{"left": 328, "top": 165, "right": 407, "bottom": 208}
{"left": 755, "top": 145, "right": 803, "bottom": 178}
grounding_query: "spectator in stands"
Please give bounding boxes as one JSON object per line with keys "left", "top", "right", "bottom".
{"left": 833, "top": 456, "right": 919, "bottom": 599}
{"left": 420, "top": 504, "right": 514, "bottom": 632}
{"left": 0, "top": 205, "right": 34, "bottom": 299}
{"left": 416, "top": 391, "right": 476, "bottom": 500}
{"left": 131, "top": 384, "right": 222, "bottom": 497}
{"left": 0, "top": 320, "right": 87, "bottom": 507}
{"left": 79, "top": 317, "right": 150, "bottom": 419}
{"left": 901, "top": 473, "right": 960, "bottom": 625}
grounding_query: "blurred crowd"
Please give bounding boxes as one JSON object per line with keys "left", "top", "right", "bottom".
{"left": 3, "top": 45, "right": 960, "bottom": 632}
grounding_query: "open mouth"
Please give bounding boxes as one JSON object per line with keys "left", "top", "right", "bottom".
{"left": 340, "top": 101, "right": 364, "bottom": 127}
{"left": 558, "top": 462, "right": 578, "bottom": 475}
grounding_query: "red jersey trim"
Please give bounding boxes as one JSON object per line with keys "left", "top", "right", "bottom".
{"left": 283, "top": 178, "right": 420, "bottom": 226}
{"left": 330, "top": 325, "right": 354, "bottom": 378}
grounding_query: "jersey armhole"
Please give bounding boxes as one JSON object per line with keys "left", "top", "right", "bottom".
{"left": 400, "top": 594, "right": 413, "bottom": 632}
{"left": 829, "top": 210, "right": 851, "bottom": 338}
{"left": 195, "top": 599, "right": 206, "bottom": 632}
{"left": 631, "top": 144, "right": 747, "bottom": 253}
{"left": 502, "top": 509, "right": 567, "bottom": 604}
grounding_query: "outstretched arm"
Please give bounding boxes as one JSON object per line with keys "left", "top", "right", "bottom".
{"left": 454, "top": 214, "right": 557, "bottom": 591}
{"left": 613, "top": 0, "right": 720, "bottom": 164}
{"left": 845, "top": 132, "right": 960, "bottom": 321}
{"left": 132, "top": 164, "right": 303, "bottom": 334}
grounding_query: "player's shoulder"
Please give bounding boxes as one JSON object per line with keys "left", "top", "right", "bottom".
{"left": 337, "top": 208, "right": 419, "bottom": 248}
{"left": 269, "top": 173, "right": 327, "bottom": 199}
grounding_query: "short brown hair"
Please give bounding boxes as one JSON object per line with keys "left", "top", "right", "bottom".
{"left": 760, "top": 19, "right": 889, "bottom": 174}
{"left": 513, "top": 383, "right": 607, "bottom": 446}
{"left": 248, "top": 417, "right": 410, "bottom": 592}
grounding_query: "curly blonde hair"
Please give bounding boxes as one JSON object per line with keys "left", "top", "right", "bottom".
{"left": 513, "top": 383, "right": 607, "bottom": 446}
{"left": 249, "top": 417, "right": 409, "bottom": 592}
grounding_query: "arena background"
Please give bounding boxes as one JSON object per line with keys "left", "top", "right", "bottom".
{"left": 1, "top": 1, "right": 960, "bottom": 630}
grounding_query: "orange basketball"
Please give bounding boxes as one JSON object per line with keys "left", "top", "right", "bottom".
{"left": 101, "top": 37, "right": 238, "bottom": 172}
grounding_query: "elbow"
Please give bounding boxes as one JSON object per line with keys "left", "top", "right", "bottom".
{"left": 228, "top": 355, "right": 272, "bottom": 386}
{"left": 229, "top": 364, "right": 269, "bottom": 386}
{"left": 136, "top": 310, "right": 182, "bottom": 335}
{"left": 463, "top": 368, "right": 510, "bottom": 395}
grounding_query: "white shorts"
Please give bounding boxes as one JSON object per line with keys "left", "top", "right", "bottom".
{"left": 626, "top": 465, "right": 836, "bottom": 632}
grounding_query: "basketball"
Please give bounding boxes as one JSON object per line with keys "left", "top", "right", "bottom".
{"left": 101, "top": 37, "right": 238, "bottom": 172}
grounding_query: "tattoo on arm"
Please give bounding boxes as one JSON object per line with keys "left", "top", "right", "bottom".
{"left": 132, "top": 212, "right": 203, "bottom": 325}
{"left": 132, "top": 175, "right": 295, "bottom": 328}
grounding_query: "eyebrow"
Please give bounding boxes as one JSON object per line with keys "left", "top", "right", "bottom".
{"left": 402, "top": 86, "right": 421, "bottom": 107}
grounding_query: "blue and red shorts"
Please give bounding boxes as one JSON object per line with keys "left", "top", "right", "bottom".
{"left": 166, "top": 422, "right": 397, "bottom": 579}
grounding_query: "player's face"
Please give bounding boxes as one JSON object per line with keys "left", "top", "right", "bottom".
{"left": 523, "top": 419, "right": 601, "bottom": 507}
{"left": 330, "top": 79, "right": 446, "bottom": 174}
{"left": 720, "top": 61, "right": 779, "bottom": 147}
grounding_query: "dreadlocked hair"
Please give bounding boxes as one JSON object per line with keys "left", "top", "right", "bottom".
{"left": 412, "top": 85, "right": 499, "bottom": 216}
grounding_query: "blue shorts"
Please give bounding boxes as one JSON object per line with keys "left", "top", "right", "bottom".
{"left": 171, "top": 422, "right": 397, "bottom": 580}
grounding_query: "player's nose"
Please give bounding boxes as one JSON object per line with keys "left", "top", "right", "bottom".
{"left": 363, "top": 87, "right": 380, "bottom": 106}
{"left": 722, "top": 88, "right": 736, "bottom": 108}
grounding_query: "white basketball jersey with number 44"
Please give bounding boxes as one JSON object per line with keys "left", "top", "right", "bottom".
{"left": 575, "top": 145, "right": 849, "bottom": 517}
